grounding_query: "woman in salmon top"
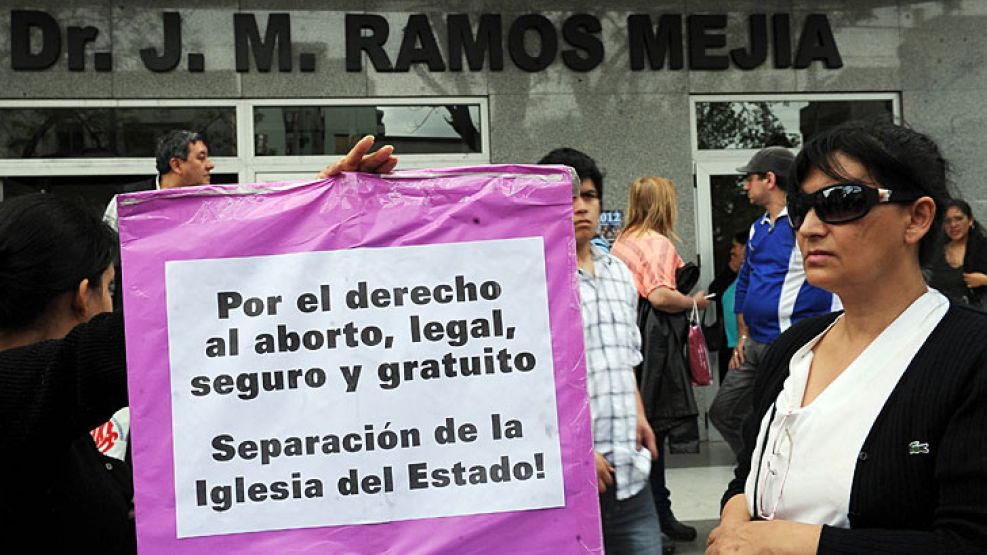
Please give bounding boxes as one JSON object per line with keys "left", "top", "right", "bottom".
{"left": 611, "top": 176, "right": 709, "bottom": 312}
{"left": 610, "top": 175, "right": 709, "bottom": 545}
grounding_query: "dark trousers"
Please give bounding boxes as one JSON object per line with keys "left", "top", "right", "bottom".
{"left": 709, "top": 338, "right": 771, "bottom": 456}
{"left": 649, "top": 431, "right": 673, "bottom": 522}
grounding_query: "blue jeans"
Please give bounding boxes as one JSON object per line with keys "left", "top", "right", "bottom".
{"left": 599, "top": 482, "right": 663, "bottom": 555}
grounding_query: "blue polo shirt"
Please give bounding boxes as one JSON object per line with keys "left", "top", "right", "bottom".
{"left": 734, "top": 208, "right": 839, "bottom": 344}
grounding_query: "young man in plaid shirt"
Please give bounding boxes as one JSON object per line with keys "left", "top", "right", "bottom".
{"left": 539, "top": 149, "right": 663, "bottom": 555}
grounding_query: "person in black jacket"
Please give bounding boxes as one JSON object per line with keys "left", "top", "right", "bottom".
{"left": 925, "top": 198, "right": 987, "bottom": 306}
{"left": 0, "top": 194, "right": 133, "bottom": 552}
{"left": 0, "top": 138, "right": 398, "bottom": 553}
{"left": 707, "top": 121, "right": 987, "bottom": 554}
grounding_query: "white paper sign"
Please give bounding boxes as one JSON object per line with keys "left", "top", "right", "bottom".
{"left": 165, "top": 238, "right": 564, "bottom": 538}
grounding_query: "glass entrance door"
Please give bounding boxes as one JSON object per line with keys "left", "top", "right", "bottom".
{"left": 695, "top": 156, "right": 766, "bottom": 294}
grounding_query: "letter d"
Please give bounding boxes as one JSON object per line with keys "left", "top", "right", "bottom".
{"left": 337, "top": 469, "right": 359, "bottom": 495}
{"left": 11, "top": 10, "right": 61, "bottom": 70}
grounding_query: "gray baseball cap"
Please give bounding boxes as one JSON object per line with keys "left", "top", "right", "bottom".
{"left": 736, "top": 146, "right": 795, "bottom": 176}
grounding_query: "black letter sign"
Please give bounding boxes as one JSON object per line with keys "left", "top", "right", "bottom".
{"left": 794, "top": 14, "right": 843, "bottom": 69}
{"left": 730, "top": 14, "right": 767, "bottom": 70}
{"left": 508, "top": 14, "right": 557, "bottom": 72}
{"left": 234, "top": 13, "right": 293, "bottom": 72}
{"left": 140, "top": 12, "right": 182, "bottom": 72}
{"left": 627, "top": 14, "right": 683, "bottom": 70}
{"left": 394, "top": 14, "right": 446, "bottom": 71}
{"left": 773, "top": 14, "right": 793, "bottom": 69}
{"left": 345, "top": 14, "right": 393, "bottom": 72}
{"left": 447, "top": 14, "right": 504, "bottom": 71}
{"left": 561, "top": 14, "right": 603, "bottom": 72}
{"left": 67, "top": 26, "right": 100, "bottom": 71}
{"left": 11, "top": 10, "right": 61, "bottom": 71}
{"left": 687, "top": 14, "right": 728, "bottom": 70}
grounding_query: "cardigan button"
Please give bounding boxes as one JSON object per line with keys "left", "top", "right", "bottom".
{"left": 857, "top": 451, "right": 868, "bottom": 461}
{"left": 105, "top": 462, "right": 114, "bottom": 471}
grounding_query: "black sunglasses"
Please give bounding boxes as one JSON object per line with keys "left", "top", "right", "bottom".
{"left": 787, "top": 183, "right": 921, "bottom": 229}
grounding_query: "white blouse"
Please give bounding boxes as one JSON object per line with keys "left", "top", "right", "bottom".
{"left": 744, "top": 289, "right": 949, "bottom": 527}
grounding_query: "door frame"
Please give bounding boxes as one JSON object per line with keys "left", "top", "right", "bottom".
{"left": 694, "top": 153, "right": 763, "bottom": 292}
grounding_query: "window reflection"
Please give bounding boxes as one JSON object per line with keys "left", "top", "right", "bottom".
{"left": 1, "top": 173, "right": 240, "bottom": 206}
{"left": 0, "top": 108, "right": 236, "bottom": 159}
{"left": 710, "top": 174, "right": 763, "bottom": 273}
{"left": 253, "top": 105, "right": 482, "bottom": 156}
{"left": 696, "top": 100, "right": 894, "bottom": 150}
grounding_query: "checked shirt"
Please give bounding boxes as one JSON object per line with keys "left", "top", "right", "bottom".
{"left": 578, "top": 246, "right": 650, "bottom": 500}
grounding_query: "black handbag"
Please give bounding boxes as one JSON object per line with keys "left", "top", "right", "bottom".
{"left": 675, "top": 262, "right": 700, "bottom": 293}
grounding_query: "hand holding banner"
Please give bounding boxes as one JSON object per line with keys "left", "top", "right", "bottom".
{"left": 119, "top": 166, "right": 601, "bottom": 554}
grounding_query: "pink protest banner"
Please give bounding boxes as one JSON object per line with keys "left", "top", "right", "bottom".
{"left": 118, "top": 166, "right": 602, "bottom": 554}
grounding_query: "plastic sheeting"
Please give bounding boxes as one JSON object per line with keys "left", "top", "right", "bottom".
{"left": 118, "top": 165, "right": 602, "bottom": 554}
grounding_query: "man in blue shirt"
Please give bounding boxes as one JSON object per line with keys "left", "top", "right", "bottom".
{"left": 708, "top": 146, "right": 839, "bottom": 456}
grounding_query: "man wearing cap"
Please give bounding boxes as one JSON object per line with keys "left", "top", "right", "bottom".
{"left": 708, "top": 146, "right": 839, "bottom": 456}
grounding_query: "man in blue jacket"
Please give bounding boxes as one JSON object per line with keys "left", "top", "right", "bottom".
{"left": 708, "top": 146, "right": 840, "bottom": 456}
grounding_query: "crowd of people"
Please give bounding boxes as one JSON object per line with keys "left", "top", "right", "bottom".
{"left": 2, "top": 121, "right": 986, "bottom": 554}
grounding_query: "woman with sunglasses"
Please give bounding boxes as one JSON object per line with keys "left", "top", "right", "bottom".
{"left": 926, "top": 199, "right": 987, "bottom": 306}
{"left": 707, "top": 121, "right": 987, "bottom": 554}
{"left": 0, "top": 138, "right": 396, "bottom": 553}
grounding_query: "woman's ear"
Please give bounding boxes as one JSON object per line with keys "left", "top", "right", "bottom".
{"left": 905, "top": 197, "right": 936, "bottom": 246}
{"left": 72, "top": 278, "right": 96, "bottom": 322}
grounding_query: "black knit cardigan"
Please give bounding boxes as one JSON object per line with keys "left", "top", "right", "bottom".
{"left": 722, "top": 303, "right": 987, "bottom": 554}
{"left": 0, "top": 311, "right": 135, "bottom": 553}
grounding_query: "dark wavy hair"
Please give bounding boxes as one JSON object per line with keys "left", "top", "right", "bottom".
{"left": 155, "top": 129, "right": 205, "bottom": 175}
{"left": 538, "top": 147, "right": 605, "bottom": 203}
{"left": 0, "top": 194, "right": 118, "bottom": 330}
{"left": 794, "top": 120, "right": 952, "bottom": 265}
{"left": 943, "top": 198, "right": 977, "bottom": 228}
{"left": 941, "top": 198, "right": 987, "bottom": 271}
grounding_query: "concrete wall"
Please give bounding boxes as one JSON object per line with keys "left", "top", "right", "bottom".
{"left": 2, "top": 1, "right": 985, "bottom": 260}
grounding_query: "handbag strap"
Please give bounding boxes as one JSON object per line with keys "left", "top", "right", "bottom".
{"left": 690, "top": 299, "right": 699, "bottom": 324}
